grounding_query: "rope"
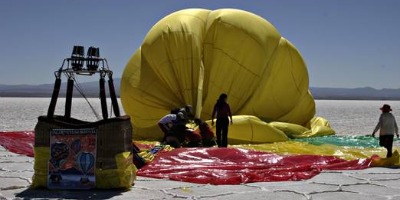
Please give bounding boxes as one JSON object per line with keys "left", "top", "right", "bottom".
{"left": 72, "top": 76, "right": 102, "bottom": 120}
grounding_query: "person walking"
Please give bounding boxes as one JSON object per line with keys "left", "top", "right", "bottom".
{"left": 211, "top": 93, "right": 233, "bottom": 147}
{"left": 372, "top": 104, "right": 399, "bottom": 158}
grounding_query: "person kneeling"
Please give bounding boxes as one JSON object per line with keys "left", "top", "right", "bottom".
{"left": 184, "top": 129, "right": 202, "bottom": 147}
{"left": 194, "top": 118, "right": 217, "bottom": 147}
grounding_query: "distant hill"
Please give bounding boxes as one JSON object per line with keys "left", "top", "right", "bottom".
{"left": 1, "top": 80, "right": 400, "bottom": 100}
{"left": 309, "top": 87, "right": 400, "bottom": 100}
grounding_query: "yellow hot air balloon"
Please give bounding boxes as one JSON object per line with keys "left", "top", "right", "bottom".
{"left": 121, "top": 8, "right": 334, "bottom": 143}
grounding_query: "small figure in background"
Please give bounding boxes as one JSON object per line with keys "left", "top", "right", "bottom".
{"left": 211, "top": 93, "right": 233, "bottom": 147}
{"left": 194, "top": 118, "right": 217, "bottom": 147}
{"left": 372, "top": 104, "right": 399, "bottom": 158}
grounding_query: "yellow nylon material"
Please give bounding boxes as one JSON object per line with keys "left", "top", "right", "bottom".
{"left": 371, "top": 150, "right": 400, "bottom": 167}
{"left": 95, "top": 152, "right": 137, "bottom": 189}
{"left": 136, "top": 140, "right": 399, "bottom": 166}
{"left": 270, "top": 117, "right": 335, "bottom": 139}
{"left": 121, "top": 8, "right": 332, "bottom": 142}
{"left": 207, "top": 115, "right": 289, "bottom": 144}
{"left": 31, "top": 147, "right": 50, "bottom": 188}
{"left": 235, "top": 142, "right": 399, "bottom": 161}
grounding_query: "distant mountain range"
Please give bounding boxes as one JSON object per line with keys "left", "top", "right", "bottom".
{"left": 0, "top": 79, "right": 121, "bottom": 98}
{"left": 1, "top": 79, "right": 400, "bottom": 100}
{"left": 309, "top": 87, "right": 400, "bottom": 100}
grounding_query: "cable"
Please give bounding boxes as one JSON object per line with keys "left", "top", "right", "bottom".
{"left": 72, "top": 76, "right": 101, "bottom": 120}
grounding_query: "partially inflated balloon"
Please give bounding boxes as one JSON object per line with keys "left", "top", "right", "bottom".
{"left": 121, "top": 8, "right": 334, "bottom": 142}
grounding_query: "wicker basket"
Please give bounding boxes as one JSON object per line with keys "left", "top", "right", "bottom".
{"left": 32, "top": 67, "right": 135, "bottom": 189}
{"left": 34, "top": 115, "right": 132, "bottom": 170}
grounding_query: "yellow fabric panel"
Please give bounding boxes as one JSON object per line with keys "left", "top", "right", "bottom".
{"left": 95, "top": 152, "right": 137, "bottom": 189}
{"left": 277, "top": 90, "right": 315, "bottom": 125}
{"left": 233, "top": 37, "right": 314, "bottom": 126}
{"left": 121, "top": 8, "right": 330, "bottom": 142}
{"left": 371, "top": 150, "right": 400, "bottom": 167}
{"left": 141, "top": 10, "right": 208, "bottom": 106}
{"left": 141, "top": 8, "right": 209, "bottom": 110}
{"left": 265, "top": 117, "right": 335, "bottom": 139}
{"left": 31, "top": 147, "right": 49, "bottom": 188}
{"left": 121, "top": 9, "right": 211, "bottom": 139}
{"left": 208, "top": 115, "right": 288, "bottom": 144}
{"left": 308, "top": 116, "right": 336, "bottom": 137}
{"left": 136, "top": 139, "right": 400, "bottom": 164}
{"left": 201, "top": 9, "right": 281, "bottom": 119}
{"left": 237, "top": 141, "right": 398, "bottom": 161}
{"left": 269, "top": 121, "right": 309, "bottom": 138}
{"left": 262, "top": 38, "right": 313, "bottom": 125}
{"left": 261, "top": 38, "right": 302, "bottom": 118}
{"left": 121, "top": 49, "right": 171, "bottom": 129}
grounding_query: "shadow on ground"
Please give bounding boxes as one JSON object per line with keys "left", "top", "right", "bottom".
{"left": 16, "top": 188, "right": 128, "bottom": 199}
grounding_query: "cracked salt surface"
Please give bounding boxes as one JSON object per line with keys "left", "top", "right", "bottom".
{"left": 1, "top": 146, "right": 400, "bottom": 200}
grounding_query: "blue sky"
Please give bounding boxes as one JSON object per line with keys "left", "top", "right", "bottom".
{"left": 0, "top": 0, "right": 399, "bottom": 89}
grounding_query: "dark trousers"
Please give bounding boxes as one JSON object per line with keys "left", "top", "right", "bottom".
{"left": 216, "top": 117, "right": 229, "bottom": 147}
{"left": 158, "top": 123, "right": 169, "bottom": 142}
{"left": 379, "top": 135, "right": 394, "bottom": 158}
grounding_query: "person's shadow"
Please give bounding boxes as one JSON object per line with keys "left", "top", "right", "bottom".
{"left": 16, "top": 188, "right": 127, "bottom": 199}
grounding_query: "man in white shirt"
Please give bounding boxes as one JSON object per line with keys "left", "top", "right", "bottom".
{"left": 158, "top": 112, "right": 185, "bottom": 146}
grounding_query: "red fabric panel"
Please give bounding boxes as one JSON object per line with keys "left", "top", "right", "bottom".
{"left": 0, "top": 131, "right": 372, "bottom": 185}
{"left": 137, "top": 147, "right": 371, "bottom": 185}
{"left": 0, "top": 131, "right": 34, "bottom": 157}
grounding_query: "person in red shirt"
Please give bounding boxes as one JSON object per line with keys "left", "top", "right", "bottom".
{"left": 211, "top": 93, "right": 233, "bottom": 147}
{"left": 194, "top": 118, "right": 217, "bottom": 147}
{"left": 184, "top": 129, "right": 202, "bottom": 147}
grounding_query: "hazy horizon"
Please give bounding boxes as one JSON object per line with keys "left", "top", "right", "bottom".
{"left": 1, "top": 78, "right": 400, "bottom": 90}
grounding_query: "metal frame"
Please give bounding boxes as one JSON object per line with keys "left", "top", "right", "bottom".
{"left": 54, "top": 57, "right": 113, "bottom": 79}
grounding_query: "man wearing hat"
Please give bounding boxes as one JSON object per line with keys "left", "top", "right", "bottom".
{"left": 372, "top": 104, "right": 399, "bottom": 158}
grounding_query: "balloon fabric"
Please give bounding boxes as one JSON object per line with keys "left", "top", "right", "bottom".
{"left": 1, "top": 131, "right": 398, "bottom": 185}
{"left": 137, "top": 147, "right": 371, "bottom": 185}
{"left": 120, "top": 8, "right": 334, "bottom": 141}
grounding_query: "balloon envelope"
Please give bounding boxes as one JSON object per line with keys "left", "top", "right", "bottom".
{"left": 121, "top": 8, "right": 334, "bottom": 142}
